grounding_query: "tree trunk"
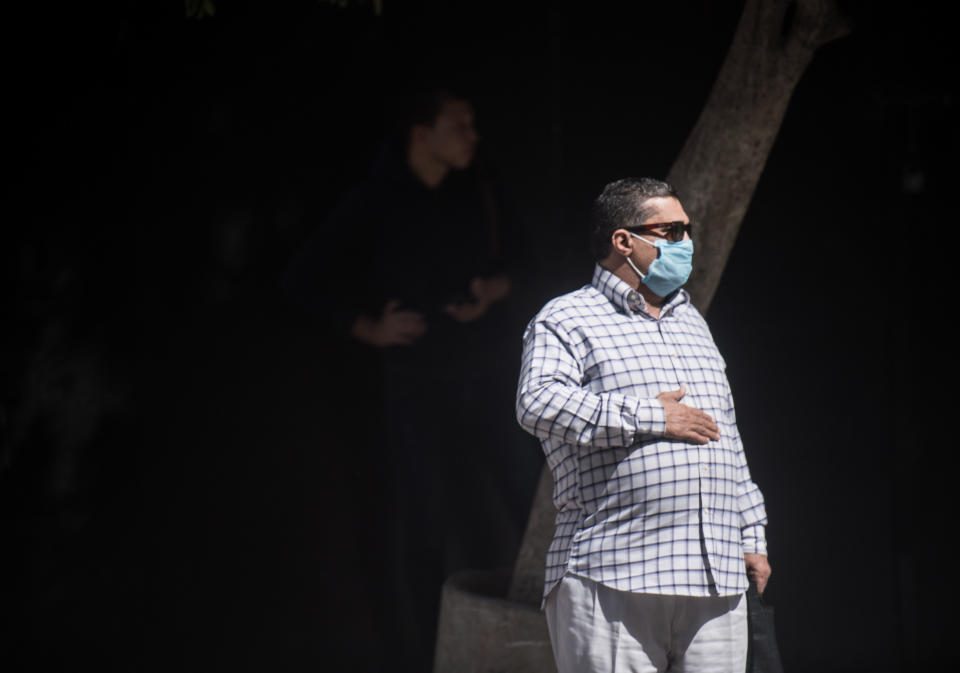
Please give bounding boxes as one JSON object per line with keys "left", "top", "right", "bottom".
{"left": 669, "top": 0, "right": 850, "bottom": 312}
{"left": 506, "top": 0, "right": 850, "bottom": 610}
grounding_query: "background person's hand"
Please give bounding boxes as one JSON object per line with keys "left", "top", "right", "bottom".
{"left": 657, "top": 386, "right": 720, "bottom": 444}
{"left": 443, "top": 274, "right": 512, "bottom": 324}
{"left": 470, "top": 274, "right": 511, "bottom": 305}
{"left": 444, "top": 299, "right": 488, "bottom": 323}
{"left": 350, "top": 299, "right": 426, "bottom": 347}
{"left": 744, "top": 553, "right": 771, "bottom": 594}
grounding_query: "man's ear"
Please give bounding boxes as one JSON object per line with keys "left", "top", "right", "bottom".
{"left": 610, "top": 229, "right": 634, "bottom": 257}
{"left": 409, "top": 124, "right": 430, "bottom": 147}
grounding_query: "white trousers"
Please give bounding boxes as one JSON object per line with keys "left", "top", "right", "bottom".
{"left": 544, "top": 574, "right": 747, "bottom": 673}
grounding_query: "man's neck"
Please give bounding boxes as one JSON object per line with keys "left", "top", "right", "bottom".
{"left": 636, "top": 283, "right": 665, "bottom": 316}
{"left": 600, "top": 259, "right": 665, "bottom": 317}
{"left": 406, "top": 144, "right": 449, "bottom": 189}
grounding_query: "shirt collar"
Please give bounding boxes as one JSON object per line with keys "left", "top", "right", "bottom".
{"left": 591, "top": 264, "right": 690, "bottom": 316}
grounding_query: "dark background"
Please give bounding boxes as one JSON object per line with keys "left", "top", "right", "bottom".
{"left": 2, "top": 1, "right": 956, "bottom": 671}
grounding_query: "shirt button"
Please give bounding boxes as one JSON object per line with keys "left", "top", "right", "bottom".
{"left": 700, "top": 465, "right": 711, "bottom": 475}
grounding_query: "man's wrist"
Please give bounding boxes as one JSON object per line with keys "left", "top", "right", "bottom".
{"left": 633, "top": 397, "right": 667, "bottom": 441}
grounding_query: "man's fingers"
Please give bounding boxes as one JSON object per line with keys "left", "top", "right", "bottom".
{"left": 377, "top": 307, "right": 427, "bottom": 346}
{"left": 658, "top": 388, "right": 685, "bottom": 403}
{"left": 691, "top": 427, "right": 719, "bottom": 442}
{"left": 679, "top": 409, "right": 719, "bottom": 435}
{"left": 687, "top": 408, "right": 719, "bottom": 435}
{"left": 671, "top": 421, "right": 712, "bottom": 444}
{"left": 691, "top": 414, "right": 718, "bottom": 433}
{"left": 696, "top": 419, "right": 720, "bottom": 440}
{"left": 743, "top": 552, "right": 771, "bottom": 594}
{"left": 744, "top": 553, "right": 771, "bottom": 594}
{"left": 661, "top": 390, "right": 723, "bottom": 444}
{"left": 444, "top": 300, "right": 488, "bottom": 323}
{"left": 686, "top": 405, "right": 715, "bottom": 424}
{"left": 665, "top": 412, "right": 720, "bottom": 443}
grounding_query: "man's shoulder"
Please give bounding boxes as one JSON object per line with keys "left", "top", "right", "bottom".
{"left": 672, "top": 296, "right": 706, "bottom": 320}
{"left": 531, "top": 284, "right": 612, "bottom": 327}
{"left": 672, "top": 298, "right": 711, "bottom": 331}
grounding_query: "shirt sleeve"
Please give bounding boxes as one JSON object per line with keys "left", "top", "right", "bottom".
{"left": 728, "top": 401, "right": 769, "bottom": 555}
{"left": 515, "top": 316, "right": 666, "bottom": 448}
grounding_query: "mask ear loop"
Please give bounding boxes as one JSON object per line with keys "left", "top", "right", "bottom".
{"left": 626, "top": 255, "right": 646, "bottom": 280}
{"left": 630, "top": 233, "right": 657, "bottom": 247}
{"left": 626, "top": 233, "right": 662, "bottom": 280}
{"left": 630, "top": 233, "right": 662, "bottom": 257}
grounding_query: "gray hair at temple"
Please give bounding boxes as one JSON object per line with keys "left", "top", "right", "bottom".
{"left": 589, "top": 177, "right": 680, "bottom": 260}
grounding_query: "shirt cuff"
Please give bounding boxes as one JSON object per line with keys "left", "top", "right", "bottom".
{"left": 634, "top": 397, "right": 667, "bottom": 440}
{"left": 741, "top": 524, "right": 767, "bottom": 555}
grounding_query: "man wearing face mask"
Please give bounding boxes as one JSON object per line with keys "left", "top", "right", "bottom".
{"left": 516, "top": 178, "right": 771, "bottom": 672}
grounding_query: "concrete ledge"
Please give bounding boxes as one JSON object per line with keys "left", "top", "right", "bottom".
{"left": 433, "top": 568, "right": 556, "bottom": 673}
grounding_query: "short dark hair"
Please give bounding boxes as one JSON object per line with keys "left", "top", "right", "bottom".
{"left": 589, "top": 177, "right": 680, "bottom": 260}
{"left": 397, "top": 86, "right": 470, "bottom": 133}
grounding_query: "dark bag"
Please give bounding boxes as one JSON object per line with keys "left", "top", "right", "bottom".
{"left": 746, "top": 581, "right": 784, "bottom": 673}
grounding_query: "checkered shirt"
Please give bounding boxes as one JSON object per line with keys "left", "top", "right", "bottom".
{"left": 516, "top": 265, "right": 767, "bottom": 603}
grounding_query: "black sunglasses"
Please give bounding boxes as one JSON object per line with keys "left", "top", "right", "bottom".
{"left": 624, "top": 221, "right": 692, "bottom": 243}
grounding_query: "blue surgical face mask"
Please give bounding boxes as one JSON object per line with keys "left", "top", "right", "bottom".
{"left": 626, "top": 234, "right": 694, "bottom": 298}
